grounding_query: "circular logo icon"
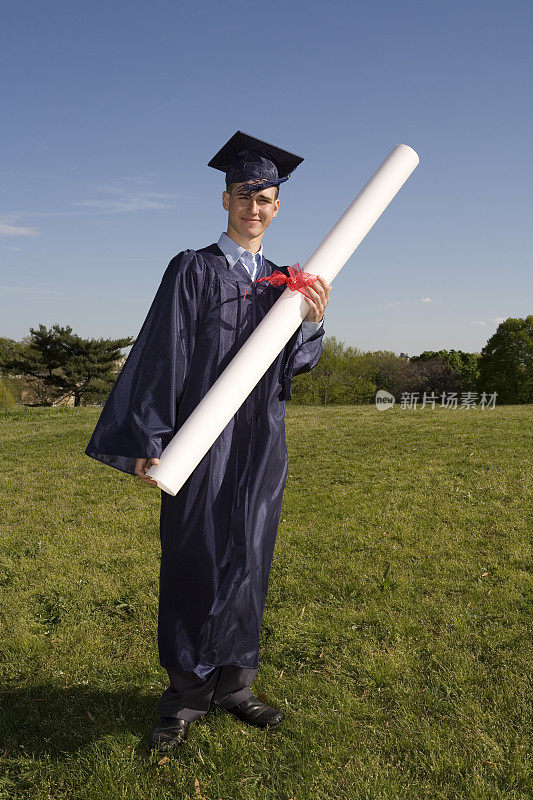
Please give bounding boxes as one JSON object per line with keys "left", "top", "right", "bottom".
{"left": 375, "top": 390, "right": 395, "bottom": 411}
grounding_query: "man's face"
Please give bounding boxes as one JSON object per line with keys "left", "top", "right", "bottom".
{"left": 222, "top": 183, "right": 279, "bottom": 244}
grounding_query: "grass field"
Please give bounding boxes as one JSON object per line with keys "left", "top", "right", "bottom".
{"left": 0, "top": 403, "right": 531, "bottom": 800}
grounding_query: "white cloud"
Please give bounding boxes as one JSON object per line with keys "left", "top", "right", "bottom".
{"left": 492, "top": 316, "right": 506, "bottom": 325}
{"left": 385, "top": 300, "right": 401, "bottom": 307}
{"left": 72, "top": 181, "right": 181, "bottom": 214}
{"left": 0, "top": 215, "right": 39, "bottom": 237}
{"left": 2, "top": 178, "right": 185, "bottom": 223}
{"left": 470, "top": 320, "right": 488, "bottom": 327}
{"left": 420, "top": 297, "right": 432, "bottom": 303}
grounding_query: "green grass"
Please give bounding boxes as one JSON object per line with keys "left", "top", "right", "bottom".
{"left": 0, "top": 404, "right": 531, "bottom": 800}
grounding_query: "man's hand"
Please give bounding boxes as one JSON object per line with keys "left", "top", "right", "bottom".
{"left": 135, "top": 457, "right": 160, "bottom": 487}
{"left": 304, "top": 274, "right": 332, "bottom": 322}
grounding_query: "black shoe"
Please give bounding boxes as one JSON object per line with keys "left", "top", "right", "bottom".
{"left": 222, "top": 695, "right": 284, "bottom": 729}
{"left": 148, "top": 716, "right": 190, "bottom": 754}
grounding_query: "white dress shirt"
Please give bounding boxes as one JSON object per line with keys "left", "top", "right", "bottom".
{"left": 216, "top": 232, "right": 324, "bottom": 341}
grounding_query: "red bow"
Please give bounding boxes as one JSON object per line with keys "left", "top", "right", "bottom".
{"left": 243, "top": 262, "right": 318, "bottom": 300}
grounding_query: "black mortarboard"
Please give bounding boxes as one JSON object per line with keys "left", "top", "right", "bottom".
{"left": 208, "top": 130, "right": 304, "bottom": 196}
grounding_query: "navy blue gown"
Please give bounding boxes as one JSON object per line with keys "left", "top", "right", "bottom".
{"left": 85, "top": 243, "right": 325, "bottom": 678}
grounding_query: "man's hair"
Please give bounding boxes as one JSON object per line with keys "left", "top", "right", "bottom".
{"left": 225, "top": 181, "right": 279, "bottom": 200}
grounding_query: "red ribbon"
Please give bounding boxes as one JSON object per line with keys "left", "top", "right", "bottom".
{"left": 242, "top": 262, "right": 318, "bottom": 301}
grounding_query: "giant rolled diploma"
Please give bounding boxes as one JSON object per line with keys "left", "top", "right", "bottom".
{"left": 147, "top": 143, "right": 420, "bottom": 495}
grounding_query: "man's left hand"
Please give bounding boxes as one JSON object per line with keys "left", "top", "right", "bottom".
{"left": 304, "top": 274, "right": 332, "bottom": 322}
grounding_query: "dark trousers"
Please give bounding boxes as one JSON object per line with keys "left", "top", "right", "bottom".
{"left": 158, "top": 665, "right": 258, "bottom": 722}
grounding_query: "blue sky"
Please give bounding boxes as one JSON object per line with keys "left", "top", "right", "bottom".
{"left": 1, "top": 0, "right": 531, "bottom": 355}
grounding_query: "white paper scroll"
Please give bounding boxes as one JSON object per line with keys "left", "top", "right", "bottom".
{"left": 147, "top": 144, "right": 420, "bottom": 495}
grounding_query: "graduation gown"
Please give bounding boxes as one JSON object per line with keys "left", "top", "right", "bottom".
{"left": 85, "top": 243, "right": 325, "bottom": 678}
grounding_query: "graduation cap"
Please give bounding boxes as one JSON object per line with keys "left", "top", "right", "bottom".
{"left": 208, "top": 130, "right": 304, "bottom": 196}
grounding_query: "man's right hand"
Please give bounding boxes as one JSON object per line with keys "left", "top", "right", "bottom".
{"left": 135, "top": 457, "right": 160, "bottom": 487}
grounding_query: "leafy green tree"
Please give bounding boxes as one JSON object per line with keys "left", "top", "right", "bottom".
{"left": 411, "top": 349, "right": 479, "bottom": 391}
{"left": 0, "top": 337, "right": 21, "bottom": 369}
{"left": 291, "top": 336, "right": 377, "bottom": 405}
{"left": 3, "top": 324, "right": 134, "bottom": 406}
{"left": 478, "top": 316, "right": 533, "bottom": 403}
{"left": 409, "top": 357, "right": 459, "bottom": 396}
{"left": 359, "top": 350, "right": 414, "bottom": 398}
{"left": 0, "top": 377, "right": 16, "bottom": 408}
{"left": 0, "top": 336, "right": 33, "bottom": 403}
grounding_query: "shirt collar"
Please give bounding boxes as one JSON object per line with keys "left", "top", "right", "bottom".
{"left": 217, "top": 231, "right": 263, "bottom": 271}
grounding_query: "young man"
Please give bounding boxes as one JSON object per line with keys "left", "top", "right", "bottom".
{"left": 85, "top": 131, "right": 331, "bottom": 754}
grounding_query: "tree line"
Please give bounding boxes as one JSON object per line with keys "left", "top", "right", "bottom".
{"left": 1, "top": 316, "right": 531, "bottom": 408}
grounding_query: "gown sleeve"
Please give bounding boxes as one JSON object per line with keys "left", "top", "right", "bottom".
{"left": 301, "top": 318, "right": 323, "bottom": 341}
{"left": 85, "top": 250, "right": 207, "bottom": 477}
{"left": 279, "top": 315, "right": 325, "bottom": 401}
